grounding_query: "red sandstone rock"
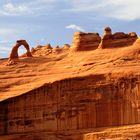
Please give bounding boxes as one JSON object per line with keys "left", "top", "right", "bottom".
{"left": 9, "top": 40, "right": 32, "bottom": 60}
{"left": 31, "top": 47, "right": 36, "bottom": 53}
{"left": 63, "top": 44, "right": 70, "bottom": 50}
{"left": 112, "top": 32, "right": 128, "bottom": 39}
{"left": 99, "top": 27, "right": 138, "bottom": 49}
{"left": 1, "top": 75, "right": 140, "bottom": 140}
{"left": 128, "top": 32, "right": 137, "bottom": 38}
{"left": 44, "top": 43, "right": 52, "bottom": 49}
{"left": 103, "top": 26, "right": 112, "bottom": 36}
{"left": 133, "top": 38, "right": 140, "bottom": 47}
{"left": 31, "top": 44, "right": 53, "bottom": 56}
{"left": 56, "top": 45, "right": 59, "bottom": 49}
{"left": 52, "top": 46, "right": 62, "bottom": 53}
{"left": 1, "top": 28, "right": 140, "bottom": 140}
{"left": 71, "top": 32, "right": 101, "bottom": 51}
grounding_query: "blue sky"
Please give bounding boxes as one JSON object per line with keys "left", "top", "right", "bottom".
{"left": 0, "top": 0, "right": 140, "bottom": 57}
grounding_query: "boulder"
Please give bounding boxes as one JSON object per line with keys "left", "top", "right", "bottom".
{"left": 103, "top": 26, "right": 112, "bottom": 36}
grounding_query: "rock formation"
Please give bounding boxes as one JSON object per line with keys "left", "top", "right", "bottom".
{"left": 63, "top": 44, "right": 70, "bottom": 50}
{"left": 99, "top": 27, "right": 138, "bottom": 48}
{"left": 71, "top": 32, "right": 101, "bottom": 51}
{"left": 52, "top": 46, "right": 62, "bottom": 53}
{"left": 29, "top": 44, "right": 70, "bottom": 56}
{"left": 9, "top": 40, "right": 32, "bottom": 60}
{"left": 1, "top": 27, "right": 140, "bottom": 140}
{"left": 1, "top": 75, "right": 140, "bottom": 140}
{"left": 44, "top": 44, "right": 52, "bottom": 49}
{"left": 103, "top": 26, "right": 112, "bottom": 36}
{"left": 70, "top": 27, "right": 137, "bottom": 51}
{"left": 30, "top": 44, "right": 52, "bottom": 56}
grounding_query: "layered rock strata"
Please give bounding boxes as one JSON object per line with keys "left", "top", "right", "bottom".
{"left": 71, "top": 27, "right": 137, "bottom": 51}
{"left": 0, "top": 74, "right": 140, "bottom": 139}
{"left": 71, "top": 32, "right": 101, "bottom": 51}
{"left": 99, "top": 27, "right": 138, "bottom": 48}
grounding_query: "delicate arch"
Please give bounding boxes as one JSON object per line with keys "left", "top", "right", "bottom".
{"left": 9, "top": 40, "right": 32, "bottom": 60}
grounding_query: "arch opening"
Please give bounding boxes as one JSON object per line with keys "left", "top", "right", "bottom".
{"left": 18, "top": 45, "right": 28, "bottom": 57}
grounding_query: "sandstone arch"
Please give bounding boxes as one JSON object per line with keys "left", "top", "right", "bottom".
{"left": 9, "top": 40, "right": 32, "bottom": 60}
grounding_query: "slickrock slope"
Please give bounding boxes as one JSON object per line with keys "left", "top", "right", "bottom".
{"left": 1, "top": 40, "right": 140, "bottom": 101}
{"left": 0, "top": 28, "right": 140, "bottom": 140}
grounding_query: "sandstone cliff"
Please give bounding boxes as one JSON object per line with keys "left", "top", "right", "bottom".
{"left": 1, "top": 73, "right": 140, "bottom": 140}
{"left": 0, "top": 28, "right": 140, "bottom": 140}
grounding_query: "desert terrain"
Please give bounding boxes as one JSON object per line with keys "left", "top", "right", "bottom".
{"left": 0, "top": 28, "right": 140, "bottom": 139}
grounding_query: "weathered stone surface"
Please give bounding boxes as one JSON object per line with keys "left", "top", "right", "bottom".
{"left": 103, "top": 26, "right": 112, "bottom": 36}
{"left": 63, "top": 44, "right": 70, "bottom": 50}
{"left": 99, "top": 27, "right": 138, "bottom": 48}
{"left": 52, "top": 46, "right": 62, "bottom": 53}
{"left": 9, "top": 40, "right": 32, "bottom": 60}
{"left": 1, "top": 74, "right": 140, "bottom": 140}
{"left": 71, "top": 32, "right": 101, "bottom": 51}
{"left": 83, "top": 124, "right": 140, "bottom": 140}
{"left": 1, "top": 28, "right": 140, "bottom": 140}
{"left": 31, "top": 44, "right": 52, "bottom": 56}
{"left": 44, "top": 43, "right": 52, "bottom": 49}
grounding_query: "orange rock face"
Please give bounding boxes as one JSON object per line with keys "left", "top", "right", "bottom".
{"left": 0, "top": 28, "right": 140, "bottom": 140}
{"left": 63, "top": 44, "right": 70, "bottom": 50}
{"left": 71, "top": 32, "right": 101, "bottom": 51}
{"left": 1, "top": 75, "right": 140, "bottom": 140}
{"left": 70, "top": 27, "right": 137, "bottom": 51}
{"left": 99, "top": 27, "right": 138, "bottom": 49}
{"left": 31, "top": 44, "right": 53, "bottom": 56}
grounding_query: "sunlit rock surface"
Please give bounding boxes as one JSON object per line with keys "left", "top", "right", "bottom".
{"left": 0, "top": 28, "right": 140, "bottom": 140}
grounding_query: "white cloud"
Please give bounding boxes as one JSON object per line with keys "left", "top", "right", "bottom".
{"left": 0, "top": 28, "right": 26, "bottom": 57}
{"left": 0, "top": 46, "right": 11, "bottom": 51}
{"left": 0, "top": 0, "right": 139, "bottom": 20}
{"left": 66, "top": 0, "right": 140, "bottom": 21}
{"left": 107, "top": 0, "right": 140, "bottom": 20}
{"left": 65, "top": 0, "right": 107, "bottom": 12}
{"left": 29, "top": 0, "right": 57, "bottom": 5}
{"left": 0, "top": 0, "right": 56, "bottom": 17}
{"left": 0, "top": 28, "right": 20, "bottom": 39}
{"left": 66, "top": 24, "right": 85, "bottom": 32}
{"left": 0, "top": 3, "right": 31, "bottom": 16}
{"left": 27, "top": 0, "right": 58, "bottom": 16}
